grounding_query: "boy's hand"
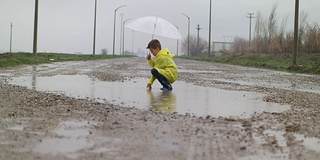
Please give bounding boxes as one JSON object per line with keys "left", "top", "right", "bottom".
{"left": 147, "top": 84, "right": 152, "bottom": 91}
{"left": 146, "top": 53, "right": 151, "bottom": 60}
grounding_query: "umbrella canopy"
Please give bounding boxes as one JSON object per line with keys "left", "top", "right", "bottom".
{"left": 125, "top": 16, "right": 182, "bottom": 39}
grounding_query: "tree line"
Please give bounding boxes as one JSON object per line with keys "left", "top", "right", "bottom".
{"left": 232, "top": 4, "right": 320, "bottom": 57}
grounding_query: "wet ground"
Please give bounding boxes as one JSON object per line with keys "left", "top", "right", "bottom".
{"left": 7, "top": 75, "right": 289, "bottom": 118}
{"left": 0, "top": 57, "right": 320, "bottom": 159}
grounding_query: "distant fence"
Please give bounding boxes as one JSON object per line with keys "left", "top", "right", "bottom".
{"left": 212, "top": 41, "right": 233, "bottom": 56}
{"left": 212, "top": 41, "right": 232, "bottom": 52}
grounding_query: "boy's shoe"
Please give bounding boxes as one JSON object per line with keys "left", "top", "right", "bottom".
{"left": 160, "top": 87, "right": 172, "bottom": 91}
{"left": 159, "top": 79, "right": 172, "bottom": 91}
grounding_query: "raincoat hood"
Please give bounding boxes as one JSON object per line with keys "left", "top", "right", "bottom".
{"left": 156, "top": 48, "right": 174, "bottom": 58}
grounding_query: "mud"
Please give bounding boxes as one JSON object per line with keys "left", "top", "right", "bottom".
{"left": 0, "top": 57, "right": 320, "bottom": 160}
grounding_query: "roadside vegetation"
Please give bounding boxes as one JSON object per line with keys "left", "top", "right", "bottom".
{"left": 179, "top": 3, "right": 320, "bottom": 75}
{"left": 178, "top": 54, "right": 320, "bottom": 75}
{"left": 0, "top": 52, "right": 133, "bottom": 68}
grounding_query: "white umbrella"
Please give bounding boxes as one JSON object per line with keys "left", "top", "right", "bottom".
{"left": 125, "top": 16, "right": 182, "bottom": 39}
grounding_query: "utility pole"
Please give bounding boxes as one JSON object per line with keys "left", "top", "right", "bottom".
{"left": 181, "top": 13, "right": 190, "bottom": 56}
{"left": 122, "top": 18, "right": 131, "bottom": 55}
{"left": 196, "top": 24, "right": 201, "bottom": 56}
{"left": 131, "top": 31, "right": 135, "bottom": 54}
{"left": 112, "top": 5, "right": 127, "bottom": 56}
{"left": 33, "top": 0, "right": 39, "bottom": 56}
{"left": 119, "top": 14, "right": 123, "bottom": 55}
{"left": 92, "top": 0, "right": 97, "bottom": 55}
{"left": 247, "top": 12, "right": 255, "bottom": 46}
{"left": 208, "top": 0, "right": 212, "bottom": 56}
{"left": 293, "top": 0, "right": 299, "bottom": 65}
{"left": 10, "top": 23, "right": 12, "bottom": 53}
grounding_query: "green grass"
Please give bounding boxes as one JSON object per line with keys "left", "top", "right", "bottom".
{"left": 2, "top": 52, "right": 319, "bottom": 75}
{"left": 0, "top": 52, "right": 134, "bottom": 68}
{"left": 178, "top": 54, "right": 320, "bottom": 75}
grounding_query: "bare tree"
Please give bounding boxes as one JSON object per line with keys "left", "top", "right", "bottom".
{"left": 284, "top": 31, "right": 294, "bottom": 54}
{"left": 231, "top": 37, "right": 248, "bottom": 56}
{"left": 254, "top": 11, "right": 268, "bottom": 54}
{"left": 304, "top": 23, "right": 320, "bottom": 53}
{"left": 279, "top": 16, "right": 288, "bottom": 55}
{"left": 182, "top": 35, "right": 208, "bottom": 56}
{"left": 267, "top": 3, "right": 278, "bottom": 53}
{"left": 299, "top": 11, "right": 309, "bottom": 54}
{"left": 231, "top": 3, "right": 320, "bottom": 57}
{"left": 101, "top": 48, "right": 108, "bottom": 55}
{"left": 270, "top": 15, "right": 289, "bottom": 57}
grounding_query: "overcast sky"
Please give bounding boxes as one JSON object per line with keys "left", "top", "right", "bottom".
{"left": 0, "top": 0, "right": 319, "bottom": 55}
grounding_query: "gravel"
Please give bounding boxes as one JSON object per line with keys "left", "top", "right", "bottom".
{"left": 0, "top": 57, "right": 319, "bottom": 160}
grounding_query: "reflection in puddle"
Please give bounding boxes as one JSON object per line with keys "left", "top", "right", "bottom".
{"left": 148, "top": 91, "right": 176, "bottom": 113}
{"left": 7, "top": 75, "right": 290, "bottom": 118}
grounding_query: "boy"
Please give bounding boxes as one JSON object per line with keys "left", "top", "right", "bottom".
{"left": 146, "top": 39, "right": 178, "bottom": 91}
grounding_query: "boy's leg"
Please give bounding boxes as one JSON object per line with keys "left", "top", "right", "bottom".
{"left": 151, "top": 68, "right": 172, "bottom": 90}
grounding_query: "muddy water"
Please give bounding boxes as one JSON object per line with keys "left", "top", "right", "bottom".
{"left": 243, "top": 130, "right": 320, "bottom": 160}
{"left": 33, "top": 120, "right": 99, "bottom": 159}
{"left": 8, "top": 75, "right": 289, "bottom": 118}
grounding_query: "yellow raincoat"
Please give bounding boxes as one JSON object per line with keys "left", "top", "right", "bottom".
{"left": 147, "top": 48, "right": 178, "bottom": 85}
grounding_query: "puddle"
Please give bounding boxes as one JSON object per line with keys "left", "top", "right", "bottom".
{"left": 239, "top": 152, "right": 289, "bottom": 160}
{"left": 294, "top": 133, "right": 320, "bottom": 152}
{"left": 7, "top": 75, "right": 290, "bottom": 118}
{"left": 33, "top": 120, "right": 121, "bottom": 158}
{"left": 36, "top": 138, "right": 94, "bottom": 157}
{"left": 241, "top": 129, "right": 320, "bottom": 160}
{"left": 33, "top": 120, "right": 97, "bottom": 158}
{"left": 7, "top": 125, "right": 25, "bottom": 131}
{"left": 4, "top": 118, "right": 32, "bottom": 131}
{"left": 0, "top": 73, "right": 10, "bottom": 76}
{"left": 263, "top": 130, "right": 320, "bottom": 152}
{"left": 249, "top": 129, "right": 320, "bottom": 159}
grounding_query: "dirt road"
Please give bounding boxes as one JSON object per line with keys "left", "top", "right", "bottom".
{"left": 0, "top": 57, "right": 319, "bottom": 160}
